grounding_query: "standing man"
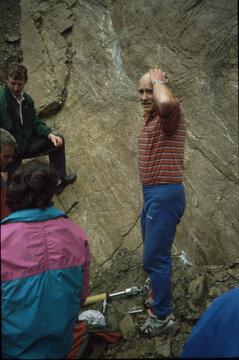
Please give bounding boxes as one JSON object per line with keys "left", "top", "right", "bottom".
{"left": 0, "top": 63, "right": 76, "bottom": 194}
{"left": 138, "top": 69, "right": 187, "bottom": 337}
{"left": 0, "top": 128, "right": 16, "bottom": 221}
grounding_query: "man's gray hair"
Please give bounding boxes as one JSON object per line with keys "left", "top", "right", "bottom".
{"left": 0, "top": 128, "right": 17, "bottom": 151}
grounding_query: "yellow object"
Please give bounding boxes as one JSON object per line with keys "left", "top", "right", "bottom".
{"left": 84, "top": 293, "right": 107, "bottom": 305}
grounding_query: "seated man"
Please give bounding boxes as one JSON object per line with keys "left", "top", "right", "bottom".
{"left": 0, "top": 62, "right": 76, "bottom": 194}
{"left": 0, "top": 128, "right": 16, "bottom": 221}
{"left": 1, "top": 160, "right": 91, "bottom": 359}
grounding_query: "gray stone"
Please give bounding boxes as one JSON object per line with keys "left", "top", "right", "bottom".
{"left": 188, "top": 274, "right": 208, "bottom": 302}
{"left": 115, "top": 344, "right": 150, "bottom": 359}
{"left": 155, "top": 336, "right": 171, "bottom": 358}
{"left": 5, "top": 35, "right": 21, "bottom": 43}
{"left": 228, "top": 269, "right": 239, "bottom": 280}
{"left": 119, "top": 314, "right": 136, "bottom": 340}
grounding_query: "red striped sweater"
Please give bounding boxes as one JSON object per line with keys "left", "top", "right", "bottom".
{"left": 138, "top": 99, "right": 186, "bottom": 185}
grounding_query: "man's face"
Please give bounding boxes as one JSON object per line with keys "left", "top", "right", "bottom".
{"left": 6, "top": 76, "right": 26, "bottom": 99}
{"left": 0, "top": 145, "right": 14, "bottom": 171}
{"left": 138, "top": 74, "right": 157, "bottom": 113}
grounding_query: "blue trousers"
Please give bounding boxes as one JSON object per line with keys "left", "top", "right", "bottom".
{"left": 141, "top": 184, "right": 186, "bottom": 318}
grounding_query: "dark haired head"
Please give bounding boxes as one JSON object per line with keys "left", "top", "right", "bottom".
{"left": 6, "top": 160, "right": 59, "bottom": 212}
{"left": 6, "top": 63, "right": 28, "bottom": 82}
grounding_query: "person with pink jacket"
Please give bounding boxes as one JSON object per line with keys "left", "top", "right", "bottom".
{"left": 1, "top": 160, "right": 91, "bottom": 359}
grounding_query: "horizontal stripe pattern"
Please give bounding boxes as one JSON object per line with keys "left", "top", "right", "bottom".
{"left": 138, "top": 100, "right": 186, "bottom": 185}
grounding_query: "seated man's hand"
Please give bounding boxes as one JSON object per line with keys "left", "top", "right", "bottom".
{"left": 49, "top": 134, "right": 63, "bottom": 147}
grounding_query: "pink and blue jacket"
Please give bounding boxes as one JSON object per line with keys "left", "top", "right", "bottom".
{"left": 1, "top": 206, "right": 91, "bottom": 359}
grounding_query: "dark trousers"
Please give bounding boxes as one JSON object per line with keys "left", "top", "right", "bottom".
{"left": 7, "top": 135, "right": 67, "bottom": 180}
{"left": 141, "top": 184, "right": 186, "bottom": 318}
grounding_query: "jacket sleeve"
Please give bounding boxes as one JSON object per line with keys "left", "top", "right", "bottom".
{"left": 181, "top": 287, "right": 239, "bottom": 358}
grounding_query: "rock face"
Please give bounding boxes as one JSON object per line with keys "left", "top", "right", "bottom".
{"left": 0, "top": 0, "right": 23, "bottom": 77}
{"left": 2, "top": 0, "right": 238, "bottom": 265}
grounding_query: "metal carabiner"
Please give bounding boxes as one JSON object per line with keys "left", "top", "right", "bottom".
{"left": 139, "top": 278, "right": 150, "bottom": 296}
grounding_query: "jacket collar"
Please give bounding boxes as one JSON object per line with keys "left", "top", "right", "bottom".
{"left": 4, "top": 83, "right": 27, "bottom": 103}
{"left": 1, "top": 206, "right": 66, "bottom": 224}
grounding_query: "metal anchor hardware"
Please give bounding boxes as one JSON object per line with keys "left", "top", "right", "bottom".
{"left": 127, "top": 306, "right": 144, "bottom": 314}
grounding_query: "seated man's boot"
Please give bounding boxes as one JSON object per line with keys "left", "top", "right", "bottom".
{"left": 55, "top": 174, "right": 77, "bottom": 195}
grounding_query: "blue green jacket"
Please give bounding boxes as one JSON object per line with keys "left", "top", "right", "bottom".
{"left": 1, "top": 207, "right": 91, "bottom": 359}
